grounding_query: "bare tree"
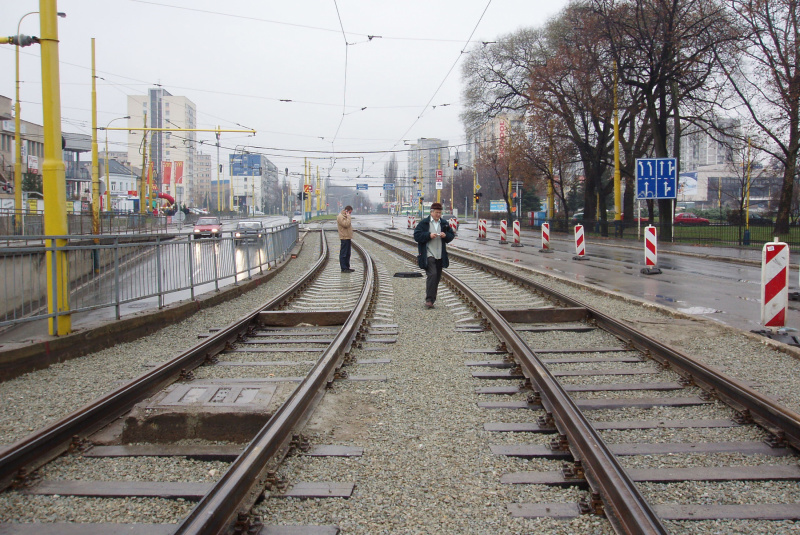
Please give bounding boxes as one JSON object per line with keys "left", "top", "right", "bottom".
{"left": 593, "top": 0, "right": 739, "bottom": 237}
{"left": 720, "top": 0, "right": 800, "bottom": 232}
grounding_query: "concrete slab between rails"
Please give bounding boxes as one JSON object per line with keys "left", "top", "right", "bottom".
{"left": 116, "top": 379, "right": 292, "bottom": 443}
{"left": 0, "top": 237, "right": 306, "bottom": 383}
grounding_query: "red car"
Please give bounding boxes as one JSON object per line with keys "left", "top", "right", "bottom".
{"left": 192, "top": 216, "right": 222, "bottom": 239}
{"left": 674, "top": 212, "right": 710, "bottom": 226}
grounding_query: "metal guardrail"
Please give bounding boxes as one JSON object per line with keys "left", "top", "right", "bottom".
{"left": 0, "top": 223, "right": 299, "bottom": 328}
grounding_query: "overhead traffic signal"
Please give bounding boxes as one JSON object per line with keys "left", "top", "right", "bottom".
{"left": 453, "top": 158, "right": 459, "bottom": 170}
{"left": 413, "top": 177, "right": 417, "bottom": 184}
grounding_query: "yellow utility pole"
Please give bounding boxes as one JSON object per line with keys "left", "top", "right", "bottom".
{"left": 316, "top": 165, "right": 321, "bottom": 216}
{"left": 139, "top": 113, "right": 147, "bottom": 214}
{"left": 437, "top": 151, "right": 441, "bottom": 204}
{"left": 613, "top": 60, "right": 621, "bottom": 221}
{"left": 40, "top": 0, "right": 71, "bottom": 335}
{"left": 216, "top": 128, "right": 221, "bottom": 213}
{"left": 90, "top": 38, "right": 100, "bottom": 234}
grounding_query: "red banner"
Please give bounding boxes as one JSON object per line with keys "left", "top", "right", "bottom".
{"left": 174, "top": 161, "right": 184, "bottom": 184}
{"left": 162, "top": 161, "right": 172, "bottom": 182}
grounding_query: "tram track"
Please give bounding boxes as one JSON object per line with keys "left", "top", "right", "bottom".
{"left": 361, "top": 229, "right": 800, "bottom": 533}
{"left": 0, "top": 230, "right": 378, "bottom": 534}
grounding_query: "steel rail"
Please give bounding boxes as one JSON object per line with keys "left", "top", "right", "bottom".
{"left": 0, "top": 230, "right": 328, "bottom": 491}
{"left": 373, "top": 230, "right": 800, "bottom": 450}
{"left": 173, "top": 236, "right": 376, "bottom": 534}
{"left": 361, "top": 230, "right": 666, "bottom": 533}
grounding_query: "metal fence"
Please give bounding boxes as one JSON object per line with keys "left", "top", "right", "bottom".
{"left": 0, "top": 223, "right": 298, "bottom": 328}
{"left": 0, "top": 210, "right": 169, "bottom": 236}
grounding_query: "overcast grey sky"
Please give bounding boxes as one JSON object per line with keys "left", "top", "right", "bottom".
{"left": 2, "top": 0, "right": 568, "bottom": 201}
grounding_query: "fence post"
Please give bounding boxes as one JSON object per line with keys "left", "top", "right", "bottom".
{"left": 212, "top": 240, "right": 219, "bottom": 292}
{"left": 114, "top": 236, "right": 121, "bottom": 319}
{"left": 187, "top": 238, "right": 195, "bottom": 301}
{"left": 231, "top": 234, "right": 239, "bottom": 285}
{"left": 156, "top": 237, "right": 164, "bottom": 309}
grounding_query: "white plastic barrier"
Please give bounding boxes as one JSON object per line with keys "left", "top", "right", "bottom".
{"left": 511, "top": 220, "right": 522, "bottom": 247}
{"left": 540, "top": 222, "right": 551, "bottom": 251}
{"left": 499, "top": 220, "right": 508, "bottom": 244}
{"left": 573, "top": 224, "right": 586, "bottom": 259}
{"left": 761, "top": 240, "right": 789, "bottom": 328}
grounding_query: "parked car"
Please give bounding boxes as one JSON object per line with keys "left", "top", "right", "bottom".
{"left": 570, "top": 211, "right": 585, "bottom": 224}
{"left": 234, "top": 220, "right": 265, "bottom": 244}
{"left": 747, "top": 213, "right": 773, "bottom": 226}
{"left": 192, "top": 216, "right": 221, "bottom": 239}
{"left": 292, "top": 215, "right": 302, "bottom": 223}
{"left": 673, "top": 212, "right": 710, "bottom": 226}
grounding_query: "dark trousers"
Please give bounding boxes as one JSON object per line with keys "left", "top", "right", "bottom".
{"left": 340, "top": 239, "right": 352, "bottom": 270}
{"left": 425, "top": 256, "right": 443, "bottom": 304}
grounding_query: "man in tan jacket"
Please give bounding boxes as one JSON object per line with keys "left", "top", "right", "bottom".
{"left": 337, "top": 205, "right": 354, "bottom": 272}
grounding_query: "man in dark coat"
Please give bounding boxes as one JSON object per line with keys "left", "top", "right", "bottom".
{"left": 413, "top": 202, "right": 455, "bottom": 308}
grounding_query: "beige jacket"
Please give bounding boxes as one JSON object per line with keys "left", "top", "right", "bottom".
{"left": 337, "top": 210, "right": 353, "bottom": 240}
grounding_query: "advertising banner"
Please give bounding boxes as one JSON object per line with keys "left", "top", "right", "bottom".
{"left": 174, "top": 161, "right": 184, "bottom": 184}
{"left": 162, "top": 161, "right": 172, "bottom": 182}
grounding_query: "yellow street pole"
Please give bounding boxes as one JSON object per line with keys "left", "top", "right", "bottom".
{"left": 215, "top": 127, "right": 221, "bottom": 213}
{"left": 139, "top": 113, "right": 147, "bottom": 214}
{"left": 746, "top": 137, "right": 752, "bottom": 229}
{"left": 613, "top": 61, "right": 621, "bottom": 221}
{"left": 316, "top": 165, "right": 320, "bottom": 216}
{"left": 437, "top": 151, "right": 441, "bottom": 204}
{"left": 40, "top": 0, "right": 71, "bottom": 335}
{"left": 90, "top": 38, "right": 100, "bottom": 234}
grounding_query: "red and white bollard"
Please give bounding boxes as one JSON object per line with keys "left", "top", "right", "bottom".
{"left": 499, "top": 219, "right": 509, "bottom": 244}
{"left": 641, "top": 225, "right": 662, "bottom": 275}
{"left": 407, "top": 215, "right": 412, "bottom": 229}
{"left": 761, "top": 240, "right": 789, "bottom": 328}
{"left": 573, "top": 224, "right": 587, "bottom": 260}
{"left": 539, "top": 222, "right": 552, "bottom": 253}
{"left": 411, "top": 216, "right": 416, "bottom": 228}
{"left": 389, "top": 215, "right": 395, "bottom": 229}
{"left": 478, "top": 219, "right": 487, "bottom": 240}
{"left": 450, "top": 217, "right": 458, "bottom": 233}
{"left": 511, "top": 220, "right": 523, "bottom": 247}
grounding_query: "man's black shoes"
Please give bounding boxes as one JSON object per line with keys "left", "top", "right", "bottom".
{"left": 342, "top": 268, "right": 355, "bottom": 272}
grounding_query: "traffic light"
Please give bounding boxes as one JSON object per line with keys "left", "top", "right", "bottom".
{"left": 297, "top": 192, "right": 306, "bottom": 201}
{"left": 453, "top": 158, "right": 458, "bottom": 170}
{"left": 413, "top": 177, "right": 417, "bottom": 184}
{"left": 9, "top": 34, "right": 39, "bottom": 47}
{"left": 474, "top": 191, "right": 482, "bottom": 204}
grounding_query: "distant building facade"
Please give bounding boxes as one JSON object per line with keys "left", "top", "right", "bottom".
{"left": 405, "top": 138, "right": 450, "bottom": 200}
{"left": 127, "top": 88, "right": 196, "bottom": 206}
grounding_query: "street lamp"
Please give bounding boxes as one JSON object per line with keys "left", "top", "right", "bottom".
{"left": 103, "top": 115, "right": 130, "bottom": 211}
{"left": 13, "top": 10, "right": 66, "bottom": 232}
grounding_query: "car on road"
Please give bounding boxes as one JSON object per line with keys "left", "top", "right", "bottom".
{"left": 234, "top": 220, "right": 266, "bottom": 244}
{"left": 192, "top": 216, "right": 221, "bottom": 239}
{"left": 746, "top": 213, "right": 773, "bottom": 226}
{"left": 674, "top": 212, "right": 710, "bottom": 226}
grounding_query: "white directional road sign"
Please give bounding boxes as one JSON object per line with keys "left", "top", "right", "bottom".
{"left": 636, "top": 158, "right": 677, "bottom": 199}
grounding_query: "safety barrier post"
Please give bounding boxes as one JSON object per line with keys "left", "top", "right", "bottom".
{"left": 572, "top": 224, "right": 588, "bottom": 260}
{"left": 407, "top": 215, "right": 412, "bottom": 229}
{"left": 499, "top": 220, "right": 508, "bottom": 244}
{"left": 478, "top": 219, "right": 487, "bottom": 241}
{"left": 539, "top": 222, "right": 552, "bottom": 253}
{"left": 389, "top": 216, "right": 396, "bottom": 229}
{"left": 511, "top": 220, "right": 523, "bottom": 247}
{"left": 640, "top": 225, "right": 662, "bottom": 275}
{"left": 760, "top": 239, "right": 789, "bottom": 329}
{"left": 450, "top": 217, "right": 458, "bottom": 233}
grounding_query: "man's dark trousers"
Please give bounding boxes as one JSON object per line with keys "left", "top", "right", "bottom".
{"left": 340, "top": 239, "right": 352, "bottom": 270}
{"left": 425, "top": 256, "right": 443, "bottom": 304}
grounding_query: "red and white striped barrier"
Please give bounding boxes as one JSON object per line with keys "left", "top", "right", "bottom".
{"left": 499, "top": 220, "right": 509, "bottom": 244}
{"left": 540, "top": 222, "right": 552, "bottom": 253}
{"left": 389, "top": 216, "right": 395, "bottom": 229}
{"left": 573, "top": 224, "right": 587, "bottom": 259}
{"left": 450, "top": 217, "right": 458, "bottom": 232}
{"left": 641, "top": 225, "right": 662, "bottom": 274}
{"left": 761, "top": 240, "right": 789, "bottom": 328}
{"left": 407, "top": 216, "right": 412, "bottom": 229}
{"left": 511, "top": 220, "right": 523, "bottom": 247}
{"left": 411, "top": 216, "right": 416, "bottom": 228}
{"left": 478, "top": 219, "right": 487, "bottom": 240}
